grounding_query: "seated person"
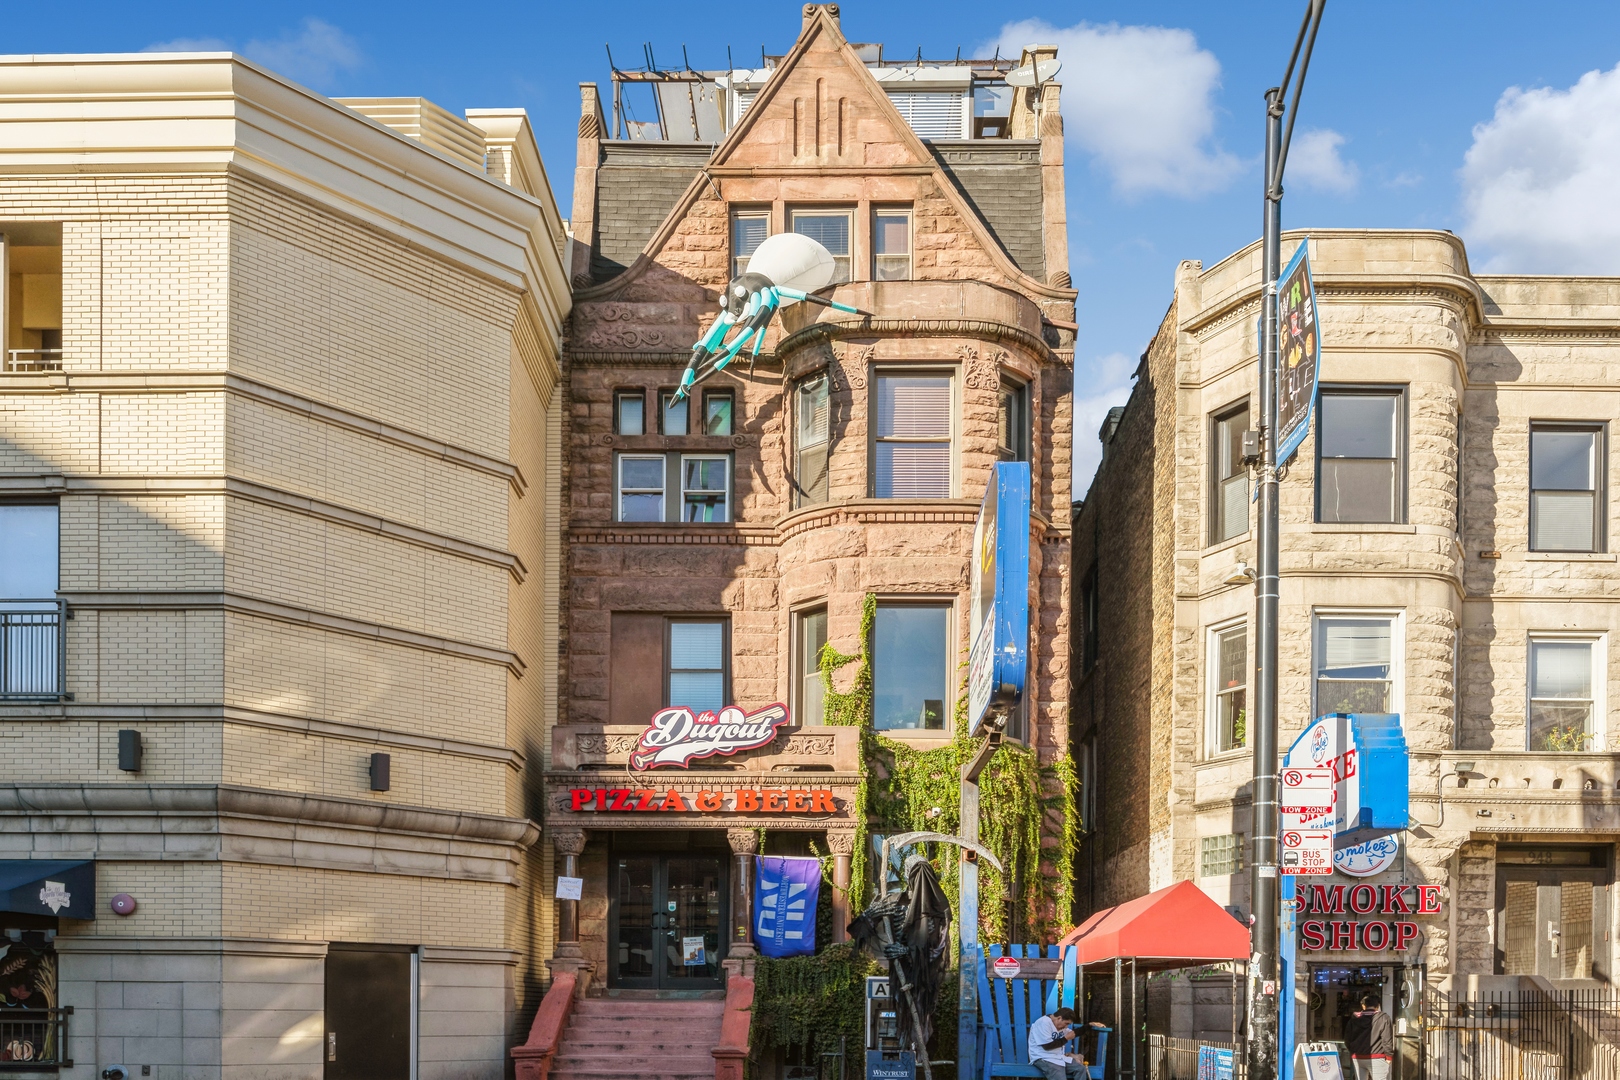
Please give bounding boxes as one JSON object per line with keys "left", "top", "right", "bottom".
{"left": 1027, "top": 1006, "right": 1089, "bottom": 1080}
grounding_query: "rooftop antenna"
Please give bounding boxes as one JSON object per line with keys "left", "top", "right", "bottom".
{"left": 682, "top": 45, "right": 692, "bottom": 72}
{"left": 760, "top": 45, "right": 767, "bottom": 68}
{"left": 1004, "top": 52, "right": 1062, "bottom": 134}
{"left": 955, "top": 47, "right": 961, "bottom": 63}
{"left": 606, "top": 44, "right": 624, "bottom": 139}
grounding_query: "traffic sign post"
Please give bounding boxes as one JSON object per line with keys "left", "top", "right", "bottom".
{"left": 1279, "top": 768, "right": 1332, "bottom": 815}
{"left": 1279, "top": 829, "right": 1333, "bottom": 875}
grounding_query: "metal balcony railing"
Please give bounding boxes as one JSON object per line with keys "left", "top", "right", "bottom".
{"left": 0, "top": 600, "right": 67, "bottom": 701}
{"left": 4, "top": 349, "right": 63, "bottom": 373}
{"left": 0, "top": 1006, "right": 72, "bottom": 1068}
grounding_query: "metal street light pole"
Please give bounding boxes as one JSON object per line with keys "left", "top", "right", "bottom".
{"left": 1248, "top": 4, "right": 1324, "bottom": 1080}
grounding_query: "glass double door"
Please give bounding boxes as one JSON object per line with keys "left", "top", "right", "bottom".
{"left": 610, "top": 853, "right": 727, "bottom": 989}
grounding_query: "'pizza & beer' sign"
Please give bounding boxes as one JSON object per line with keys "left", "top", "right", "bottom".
{"left": 568, "top": 788, "right": 839, "bottom": 814}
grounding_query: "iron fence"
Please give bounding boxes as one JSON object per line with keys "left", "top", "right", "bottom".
{"left": 0, "top": 1007, "right": 72, "bottom": 1068}
{"left": 0, "top": 600, "right": 66, "bottom": 701}
{"left": 1426, "top": 990, "right": 1620, "bottom": 1080}
{"left": 1148, "top": 1034, "right": 1246, "bottom": 1080}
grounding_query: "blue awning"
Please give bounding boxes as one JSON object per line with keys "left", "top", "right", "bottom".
{"left": 0, "top": 860, "right": 95, "bottom": 920}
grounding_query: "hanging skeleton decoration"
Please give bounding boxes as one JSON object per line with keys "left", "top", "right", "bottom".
{"left": 851, "top": 832, "right": 1002, "bottom": 1080}
{"left": 673, "top": 232, "right": 871, "bottom": 403}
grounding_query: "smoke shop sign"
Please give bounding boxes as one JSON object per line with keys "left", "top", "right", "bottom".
{"left": 568, "top": 787, "right": 838, "bottom": 814}
{"left": 629, "top": 703, "right": 789, "bottom": 770}
{"left": 1298, "top": 883, "right": 1442, "bottom": 953}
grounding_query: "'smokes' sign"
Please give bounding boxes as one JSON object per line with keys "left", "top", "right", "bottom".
{"left": 629, "top": 702, "right": 789, "bottom": 770}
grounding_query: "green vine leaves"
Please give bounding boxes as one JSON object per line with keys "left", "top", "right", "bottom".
{"left": 818, "top": 593, "right": 1081, "bottom": 945}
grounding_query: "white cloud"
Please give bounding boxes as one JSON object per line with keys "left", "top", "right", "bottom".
{"left": 143, "top": 36, "right": 230, "bottom": 52}
{"left": 146, "top": 18, "right": 362, "bottom": 90}
{"left": 1072, "top": 351, "right": 1137, "bottom": 499}
{"left": 1287, "top": 129, "right": 1359, "bottom": 194}
{"left": 242, "top": 19, "right": 361, "bottom": 88}
{"left": 982, "top": 19, "right": 1243, "bottom": 199}
{"left": 1461, "top": 63, "right": 1620, "bottom": 273}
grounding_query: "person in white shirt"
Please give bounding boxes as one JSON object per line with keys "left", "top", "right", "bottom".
{"left": 1027, "top": 1007, "right": 1087, "bottom": 1080}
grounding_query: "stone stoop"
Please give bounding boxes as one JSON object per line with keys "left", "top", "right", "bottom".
{"left": 550, "top": 996, "right": 727, "bottom": 1080}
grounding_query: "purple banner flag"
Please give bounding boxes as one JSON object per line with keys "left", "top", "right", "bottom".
{"left": 754, "top": 855, "right": 820, "bottom": 957}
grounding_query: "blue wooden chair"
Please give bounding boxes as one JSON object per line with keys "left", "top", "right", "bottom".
{"left": 976, "top": 944, "right": 1110, "bottom": 1080}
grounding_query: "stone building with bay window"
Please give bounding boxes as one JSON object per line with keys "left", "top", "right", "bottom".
{"left": 1073, "top": 229, "right": 1620, "bottom": 1055}
{"left": 546, "top": 3, "right": 1075, "bottom": 997}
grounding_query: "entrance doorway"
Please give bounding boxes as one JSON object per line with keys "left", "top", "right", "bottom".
{"left": 324, "top": 942, "right": 415, "bottom": 1079}
{"left": 609, "top": 851, "right": 728, "bottom": 990}
{"left": 1495, "top": 843, "right": 1612, "bottom": 980}
{"left": 1306, "top": 963, "right": 1421, "bottom": 1080}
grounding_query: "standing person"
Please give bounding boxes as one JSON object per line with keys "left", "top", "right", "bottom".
{"left": 1344, "top": 993, "right": 1394, "bottom": 1080}
{"left": 1028, "top": 1006, "right": 1088, "bottom": 1080}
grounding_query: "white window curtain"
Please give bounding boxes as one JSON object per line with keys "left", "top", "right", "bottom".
{"left": 669, "top": 621, "right": 725, "bottom": 712}
{"left": 886, "top": 91, "right": 967, "bottom": 139}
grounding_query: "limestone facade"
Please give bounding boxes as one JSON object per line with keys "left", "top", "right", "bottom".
{"left": 1075, "top": 230, "right": 1620, "bottom": 1033}
{"left": 549, "top": 5, "right": 1075, "bottom": 988}
{"left": 0, "top": 56, "right": 567, "bottom": 1077}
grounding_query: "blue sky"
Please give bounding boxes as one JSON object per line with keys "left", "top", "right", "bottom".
{"left": 12, "top": 1, "right": 1620, "bottom": 494}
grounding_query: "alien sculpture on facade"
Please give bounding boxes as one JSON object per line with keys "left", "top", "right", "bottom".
{"left": 673, "top": 232, "right": 871, "bottom": 403}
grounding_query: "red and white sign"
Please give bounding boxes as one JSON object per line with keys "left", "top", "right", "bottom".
{"left": 1280, "top": 768, "right": 1334, "bottom": 815}
{"left": 992, "top": 956, "right": 1022, "bottom": 979}
{"left": 1280, "top": 829, "right": 1334, "bottom": 875}
{"left": 629, "top": 702, "right": 789, "bottom": 770}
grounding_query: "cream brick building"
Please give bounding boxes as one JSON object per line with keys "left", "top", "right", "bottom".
{"left": 1074, "top": 230, "right": 1620, "bottom": 1056}
{"left": 0, "top": 55, "right": 567, "bottom": 1077}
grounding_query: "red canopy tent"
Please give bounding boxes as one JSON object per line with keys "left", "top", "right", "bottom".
{"left": 1058, "top": 880, "right": 1251, "bottom": 1078}
{"left": 1059, "top": 879, "right": 1250, "bottom": 971}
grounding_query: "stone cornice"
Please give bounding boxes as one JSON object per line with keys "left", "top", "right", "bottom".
{"left": 567, "top": 499, "right": 1052, "bottom": 547}
{"left": 775, "top": 317, "right": 1055, "bottom": 366}
{"left": 0, "top": 53, "right": 545, "bottom": 290}
{"left": 0, "top": 783, "right": 539, "bottom": 882}
{"left": 0, "top": 370, "right": 527, "bottom": 494}
{"left": 52, "top": 590, "right": 524, "bottom": 674}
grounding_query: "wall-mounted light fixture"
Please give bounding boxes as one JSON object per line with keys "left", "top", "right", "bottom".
{"left": 369, "top": 753, "right": 391, "bottom": 792}
{"left": 118, "top": 730, "right": 142, "bottom": 772}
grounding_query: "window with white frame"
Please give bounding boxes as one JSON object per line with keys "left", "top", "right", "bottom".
{"left": 1209, "top": 623, "right": 1247, "bottom": 754}
{"left": 1212, "top": 403, "right": 1250, "bottom": 543}
{"left": 874, "top": 209, "right": 912, "bottom": 281}
{"left": 660, "top": 391, "right": 689, "bottom": 436}
{"left": 732, "top": 211, "right": 768, "bottom": 277}
{"left": 668, "top": 620, "right": 728, "bottom": 713}
{"left": 617, "top": 455, "right": 665, "bottom": 522}
{"left": 795, "top": 374, "right": 831, "bottom": 507}
{"left": 681, "top": 456, "right": 730, "bottom": 522}
{"left": 795, "top": 606, "right": 828, "bottom": 725}
{"left": 874, "top": 374, "right": 952, "bottom": 498}
{"left": 616, "top": 453, "right": 733, "bottom": 524}
{"left": 615, "top": 390, "right": 645, "bottom": 436}
{"left": 791, "top": 210, "right": 852, "bottom": 284}
{"left": 1528, "top": 636, "right": 1603, "bottom": 752}
{"left": 1314, "top": 615, "right": 1399, "bottom": 716}
{"left": 872, "top": 602, "right": 951, "bottom": 731}
{"left": 1531, "top": 424, "right": 1605, "bottom": 553}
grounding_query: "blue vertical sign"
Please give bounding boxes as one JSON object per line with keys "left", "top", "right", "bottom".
{"left": 1279, "top": 875, "right": 1297, "bottom": 1080}
{"left": 968, "top": 462, "right": 1031, "bottom": 737}
{"left": 753, "top": 856, "right": 820, "bottom": 957}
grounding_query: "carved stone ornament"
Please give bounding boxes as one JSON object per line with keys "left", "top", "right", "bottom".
{"left": 831, "top": 344, "right": 870, "bottom": 391}
{"left": 727, "top": 828, "right": 761, "bottom": 855}
{"left": 825, "top": 831, "right": 856, "bottom": 856}
{"left": 781, "top": 735, "right": 837, "bottom": 757}
{"left": 959, "top": 344, "right": 1006, "bottom": 390}
{"left": 576, "top": 734, "right": 642, "bottom": 756}
{"left": 552, "top": 829, "right": 587, "bottom": 857}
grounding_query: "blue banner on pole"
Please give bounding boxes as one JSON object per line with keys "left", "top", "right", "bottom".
{"left": 1279, "top": 874, "right": 1296, "bottom": 1080}
{"left": 754, "top": 855, "right": 820, "bottom": 957}
{"left": 967, "top": 462, "right": 1031, "bottom": 737}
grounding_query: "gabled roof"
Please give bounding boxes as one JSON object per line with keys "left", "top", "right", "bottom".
{"left": 576, "top": 6, "right": 1072, "bottom": 303}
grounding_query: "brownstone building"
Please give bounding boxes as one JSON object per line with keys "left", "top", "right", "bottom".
{"left": 540, "top": 2, "right": 1076, "bottom": 1014}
